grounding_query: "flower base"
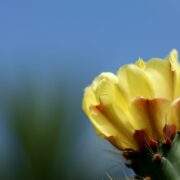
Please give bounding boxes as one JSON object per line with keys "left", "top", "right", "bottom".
{"left": 123, "top": 133, "right": 180, "bottom": 180}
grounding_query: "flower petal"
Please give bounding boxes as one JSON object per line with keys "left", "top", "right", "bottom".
{"left": 170, "top": 98, "right": 180, "bottom": 130}
{"left": 82, "top": 73, "right": 138, "bottom": 150}
{"left": 117, "top": 64, "right": 155, "bottom": 99}
{"left": 168, "top": 50, "right": 180, "bottom": 99}
{"left": 163, "top": 124, "right": 176, "bottom": 140}
{"left": 144, "top": 50, "right": 179, "bottom": 100}
{"left": 130, "top": 97, "right": 170, "bottom": 140}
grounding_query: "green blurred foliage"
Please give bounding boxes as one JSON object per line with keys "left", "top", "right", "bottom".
{"left": 12, "top": 94, "right": 59, "bottom": 178}
{"left": 3, "top": 81, "right": 70, "bottom": 179}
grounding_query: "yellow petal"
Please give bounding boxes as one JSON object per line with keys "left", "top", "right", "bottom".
{"left": 88, "top": 72, "right": 132, "bottom": 121}
{"left": 136, "top": 58, "right": 145, "bottom": 68}
{"left": 98, "top": 95, "right": 134, "bottom": 138}
{"left": 170, "top": 98, "right": 180, "bottom": 130}
{"left": 173, "top": 69, "right": 180, "bottom": 100}
{"left": 82, "top": 86, "right": 115, "bottom": 137}
{"left": 82, "top": 73, "right": 137, "bottom": 150}
{"left": 144, "top": 50, "right": 179, "bottom": 100}
{"left": 167, "top": 50, "right": 180, "bottom": 99}
{"left": 130, "top": 97, "right": 170, "bottom": 140}
{"left": 117, "top": 64, "right": 155, "bottom": 99}
{"left": 92, "top": 73, "right": 129, "bottom": 115}
{"left": 168, "top": 49, "right": 179, "bottom": 71}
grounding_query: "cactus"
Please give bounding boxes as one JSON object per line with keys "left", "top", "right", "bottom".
{"left": 82, "top": 50, "right": 180, "bottom": 180}
{"left": 123, "top": 131, "right": 180, "bottom": 180}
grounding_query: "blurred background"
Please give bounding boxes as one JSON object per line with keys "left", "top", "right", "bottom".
{"left": 0, "top": 0, "right": 180, "bottom": 179}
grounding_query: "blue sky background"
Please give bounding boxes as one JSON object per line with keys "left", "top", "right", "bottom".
{"left": 0, "top": 0, "right": 180, "bottom": 179}
{"left": 1, "top": 0, "right": 180, "bottom": 62}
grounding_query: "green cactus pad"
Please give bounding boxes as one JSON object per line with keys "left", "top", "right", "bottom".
{"left": 123, "top": 133, "right": 180, "bottom": 180}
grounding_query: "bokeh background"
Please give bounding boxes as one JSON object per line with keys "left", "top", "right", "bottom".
{"left": 0, "top": 0, "right": 180, "bottom": 179}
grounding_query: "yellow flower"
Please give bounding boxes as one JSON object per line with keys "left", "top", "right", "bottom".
{"left": 82, "top": 50, "right": 180, "bottom": 151}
